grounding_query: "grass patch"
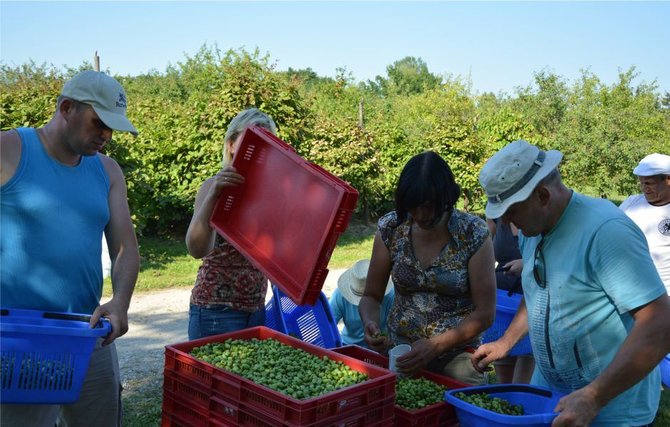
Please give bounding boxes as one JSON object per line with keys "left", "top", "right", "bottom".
{"left": 105, "top": 222, "right": 376, "bottom": 297}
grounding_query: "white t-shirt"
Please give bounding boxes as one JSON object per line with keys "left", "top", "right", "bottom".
{"left": 620, "top": 194, "right": 670, "bottom": 294}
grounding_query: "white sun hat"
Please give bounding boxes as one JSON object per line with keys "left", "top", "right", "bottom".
{"left": 479, "top": 140, "right": 563, "bottom": 219}
{"left": 337, "top": 259, "right": 393, "bottom": 305}
{"left": 633, "top": 153, "right": 670, "bottom": 176}
{"left": 61, "top": 70, "right": 138, "bottom": 136}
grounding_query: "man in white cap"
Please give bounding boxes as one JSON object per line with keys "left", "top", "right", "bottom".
{"left": 1, "top": 70, "right": 140, "bottom": 426}
{"left": 471, "top": 140, "right": 670, "bottom": 426}
{"left": 620, "top": 153, "right": 670, "bottom": 295}
{"left": 328, "top": 259, "right": 395, "bottom": 349}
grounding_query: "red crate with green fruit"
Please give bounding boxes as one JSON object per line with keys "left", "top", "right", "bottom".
{"left": 163, "top": 326, "right": 395, "bottom": 426}
{"left": 332, "top": 345, "right": 470, "bottom": 427}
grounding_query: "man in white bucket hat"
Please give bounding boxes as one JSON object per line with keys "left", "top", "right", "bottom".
{"left": 1, "top": 70, "right": 140, "bottom": 426}
{"left": 329, "top": 259, "right": 394, "bottom": 349}
{"left": 472, "top": 140, "right": 670, "bottom": 426}
{"left": 620, "top": 153, "right": 670, "bottom": 295}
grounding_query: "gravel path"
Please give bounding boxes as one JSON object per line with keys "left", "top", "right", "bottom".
{"left": 109, "top": 269, "right": 345, "bottom": 390}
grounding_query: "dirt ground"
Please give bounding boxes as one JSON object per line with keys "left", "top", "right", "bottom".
{"left": 109, "top": 269, "right": 345, "bottom": 390}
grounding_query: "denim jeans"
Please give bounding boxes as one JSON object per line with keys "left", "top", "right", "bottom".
{"left": 188, "top": 304, "right": 266, "bottom": 340}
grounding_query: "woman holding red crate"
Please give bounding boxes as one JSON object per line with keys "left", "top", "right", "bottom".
{"left": 185, "top": 108, "right": 277, "bottom": 340}
{"left": 359, "top": 151, "right": 497, "bottom": 385}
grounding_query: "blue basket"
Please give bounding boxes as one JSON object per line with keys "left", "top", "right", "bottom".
{"left": 482, "top": 290, "right": 533, "bottom": 356}
{"left": 445, "top": 384, "right": 563, "bottom": 427}
{"left": 264, "top": 284, "right": 342, "bottom": 349}
{"left": 661, "top": 354, "right": 670, "bottom": 388}
{"left": 0, "top": 307, "right": 111, "bottom": 404}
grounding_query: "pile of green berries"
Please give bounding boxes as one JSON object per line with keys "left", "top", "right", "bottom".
{"left": 454, "top": 392, "right": 524, "bottom": 415}
{"left": 190, "top": 338, "right": 368, "bottom": 400}
{"left": 395, "top": 377, "right": 448, "bottom": 410}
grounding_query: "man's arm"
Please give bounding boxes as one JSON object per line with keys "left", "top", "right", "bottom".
{"left": 552, "top": 294, "right": 670, "bottom": 426}
{"left": 91, "top": 155, "right": 140, "bottom": 345}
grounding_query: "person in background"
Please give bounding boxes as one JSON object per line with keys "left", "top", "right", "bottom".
{"left": 359, "top": 151, "right": 496, "bottom": 384}
{"left": 619, "top": 153, "right": 670, "bottom": 295}
{"left": 185, "top": 108, "right": 277, "bottom": 340}
{"left": 1, "top": 70, "right": 140, "bottom": 426}
{"left": 472, "top": 140, "right": 670, "bottom": 426}
{"left": 486, "top": 217, "right": 535, "bottom": 384}
{"left": 329, "top": 259, "right": 395, "bottom": 349}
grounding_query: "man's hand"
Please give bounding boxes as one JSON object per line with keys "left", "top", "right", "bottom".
{"left": 471, "top": 340, "right": 510, "bottom": 373}
{"left": 90, "top": 298, "right": 130, "bottom": 346}
{"left": 551, "top": 387, "right": 601, "bottom": 426}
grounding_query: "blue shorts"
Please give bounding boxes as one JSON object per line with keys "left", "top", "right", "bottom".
{"left": 188, "top": 304, "right": 265, "bottom": 340}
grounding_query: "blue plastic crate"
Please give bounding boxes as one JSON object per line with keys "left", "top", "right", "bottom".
{"left": 445, "top": 384, "right": 563, "bottom": 427}
{"left": 0, "top": 307, "right": 111, "bottom": 404}
{"left": 264, "top": 284, "right": 342, "bottom": 349}
{"left": 482, "top": 289, "right": 533, "bottom": 356}
{"left": 661, "top": 354, "right": 670, "bottom": 388}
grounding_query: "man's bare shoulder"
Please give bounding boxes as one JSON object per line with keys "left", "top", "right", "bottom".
{"left": 1, "top": 129, "right": 21, "bottom": 185}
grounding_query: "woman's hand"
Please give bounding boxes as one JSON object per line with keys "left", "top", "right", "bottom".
{"left": 393, "top": 338, "right": 439, "bottom": 376}
{"left": 364, "top": 321, "right": 391, "bottom": 353}
{"left": 207, "top": 166, "right": 244, "bottom": 201}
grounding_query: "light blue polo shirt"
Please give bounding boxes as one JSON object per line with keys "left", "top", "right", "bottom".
{"left": 329, "top": 287, "right": 395, "bottom": 348}
{"left": 520, "top": 192, "right": 665, "bottom": 426}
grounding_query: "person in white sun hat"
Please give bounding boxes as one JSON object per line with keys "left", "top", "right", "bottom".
{"left": 329, "top": 259, "right": 395, "bottom": 349}
{"left": 1, "top": 70, "right": 140, "bottom": 426}
{"left": 620, "top": 153, "right": 670, "bottom": 295}
{"left": 471, "top": 140, "right": 670, "bottom": 427}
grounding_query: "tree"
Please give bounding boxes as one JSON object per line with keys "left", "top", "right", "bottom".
{"left": 372, "top": 56, "right": 442, "bottom": 97}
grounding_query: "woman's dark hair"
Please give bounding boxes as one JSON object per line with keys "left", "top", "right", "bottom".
{"left": 395, "top": 151, "right": 461, "bottom": 226}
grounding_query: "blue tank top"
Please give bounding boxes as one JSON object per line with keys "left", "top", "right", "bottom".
{"left": 1, "top": 127, "right": 110, "bottom": 314}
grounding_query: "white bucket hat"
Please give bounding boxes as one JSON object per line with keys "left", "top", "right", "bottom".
{"left": 479, "top": 140, "right": 563, "bottom": 219}
{"left": 61, "top": 70, "right": 138, "bottom": 136}
{"left": 337, "top": 259, "right": 393, "bottom": 305}
{"left": 633, "top": 153, "right": 670, "bottom": 176}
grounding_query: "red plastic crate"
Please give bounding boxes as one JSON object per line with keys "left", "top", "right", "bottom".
{"left": 164, "top": 327, "right": 395, "bottom": 426}
{"left": 163, "top": 371, "right": 394, "bottom": 427}
{"left": 332, "top": 345, "right": 470, "bottom": 427}
{"left": 209, "top": 126, "right": 359, "bottom": 306}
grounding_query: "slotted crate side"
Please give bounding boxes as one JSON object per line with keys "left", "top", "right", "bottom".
{"left": 0, "top": 308, "right": 110, "bottom": 404}
{"left": 272, "top": 286, "right": 342, "bottom": 349}
{"left": 164, "top": 327, "right": 395, "bottom": 426}
{"left": 482, "top": 290, "right": 533, "bottom": 356}
{"left": 332, "top": 345, "right": 470, "bottom": 427}
{"left": 210, "top": 393, "right": 395, "bottom": 427}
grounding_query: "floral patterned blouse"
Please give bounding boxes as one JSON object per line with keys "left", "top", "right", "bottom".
{"left": 190, "top": 234, "right": 267, "bottom": 312}
{"left": 379, "top": 209, "right": 488, "bottom": 351}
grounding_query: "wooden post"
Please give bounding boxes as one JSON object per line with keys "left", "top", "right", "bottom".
{"left": 93, "top": 51, "right": 100, "bottom": 72}
{"left": 358, "top": 99, "right": 370, "bottom": 225}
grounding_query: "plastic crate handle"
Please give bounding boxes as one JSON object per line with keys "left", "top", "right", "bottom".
{"left": 42, "top": 312, "right": 112, "bottom": 333}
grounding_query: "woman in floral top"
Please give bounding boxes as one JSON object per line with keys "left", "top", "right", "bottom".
{"left": 359, "top": 151, "right": 496, "bottom": 384}
{"left": 185, "top": 108, "right": 277, "bottom": 340}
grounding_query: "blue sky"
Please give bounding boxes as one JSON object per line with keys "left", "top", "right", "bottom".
{"left": 1, "top": 1, "right": 668, "bottom": 95}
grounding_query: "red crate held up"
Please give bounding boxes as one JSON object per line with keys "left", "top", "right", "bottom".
{"left": 209, "top": 126, "right": 358, "bottom": 306}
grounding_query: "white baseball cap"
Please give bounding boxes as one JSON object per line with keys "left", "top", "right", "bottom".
{"left": 61, "top": 70, "right": 138, "bottom": 136}
{"left": 479, "top": 140, "right": 563, "bottom": 219}
{"left": 633, "top": 153, "right": 670, "bottom": 176}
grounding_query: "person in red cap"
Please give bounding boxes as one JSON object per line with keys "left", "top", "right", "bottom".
{"left": 1, "top": 70, "right": 140, "bottom": 426}
{"left": 620, "top": 153, "right": 670, "bottom": 295}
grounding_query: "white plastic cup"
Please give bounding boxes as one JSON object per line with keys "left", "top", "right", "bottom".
{"left": 388, "top": 344, "right": 411, "bottom": 373}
